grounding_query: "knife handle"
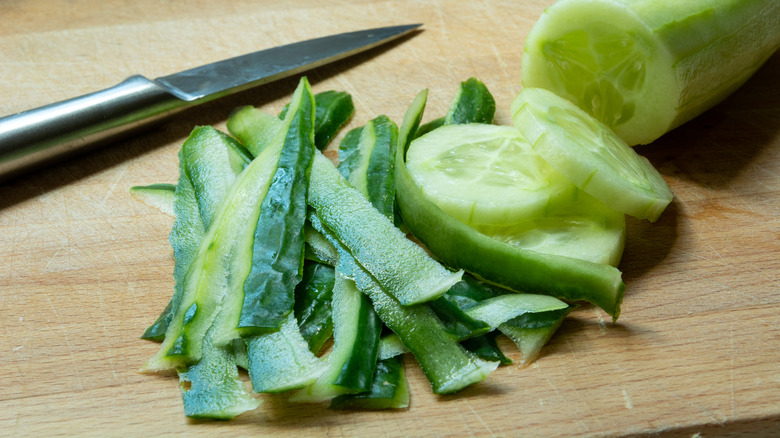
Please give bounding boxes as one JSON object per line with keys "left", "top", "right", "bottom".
{"left": 0, "top": 75, "right": 188, "bottom": 183}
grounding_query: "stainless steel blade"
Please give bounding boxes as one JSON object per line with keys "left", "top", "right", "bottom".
{"left": 156, "top": 24, "right": 421, "bottom": 101}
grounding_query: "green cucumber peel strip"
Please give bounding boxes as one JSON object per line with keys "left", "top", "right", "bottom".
{"left": 308, "top": 149, "right": 462, "bottom": 306}
{"left": 143, "top": 80, "right": 313, "bottom": 370}
{"left": 329, "top": 356, "right": 410, "bottom": 410}
{"left": 499, "top": 306, "right": 573, "bottom": 366}
{"left": 444, "top": 77, "right": 496, "bottom": 125}
{"left": 280, "top": 90, "right": 355, "bottom": 150}
{"left": 129, "top": 183, "right": 176, "bottom": 217}
{"left": 139, "top": 126, "right": 256, "bottom": 418}
{"left": 412, "top": 76, "right": 496, "bottom": 139}
{"left": 308, "top": 212, "right": 497, "bottom": 394}
{"left": 291, "top": 274, "right": 381, "bottom": 402}
{"left": 378, "top": 334, "right": 408, "bottom": 360}
{"left": 394, "top": 90, "right": 625, "bottom": 320}
{"left": 246, "top": 313, "right": 327, "bottom": 393}
{"left": 294, "top": 261, "right": 336, "bottom": 355}
{"left": 234, "top": 77, "right": 316, "bottom": 335}
{"left": 178, "top": 333, "right": 260, "bottom": 419}
{"left": 461, "top": 294, "right": 568, "bottom": 332}
{"left": 461, "top": 332, "right": 512, "bottom": 365}
{"left": 337, "top": 115, "right": 399, "bottom": 220}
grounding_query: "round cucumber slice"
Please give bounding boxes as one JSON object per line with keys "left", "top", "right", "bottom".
{"left": 405, "top": 124, "right": 575, "bottom": 226}
{"left": 511, "top": 87, "right": 673, "bottom": 222}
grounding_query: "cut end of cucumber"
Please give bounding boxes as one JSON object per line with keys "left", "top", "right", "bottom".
{"left": 521, "top": 0, "right": 678, "bottom": 145}
{"left": 512, "top": 87, "right": 673, "bottom": 222}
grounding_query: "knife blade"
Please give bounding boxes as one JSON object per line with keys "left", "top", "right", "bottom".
{"left": 0, "top": 24, "right": 421, "bottom": 182}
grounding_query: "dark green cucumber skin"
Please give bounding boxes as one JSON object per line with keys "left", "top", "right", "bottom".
{"left": 308, "top": 212, "right": 488, "bottom": 395}
{"left": 363, "top": 116, "right": 399, "bottom": 221}
{"left": 281, "top": 90, "right": 354, "bottom": 150}
{"left": 178, "top": 335, "right": 258, "bottom": 419}
{"left": 462, "top": 332, "right": 512, "bottom": 365}
{"left": 238, "top": 81, "right": 316, "bottom": 333}
{"left": 141, "top": 126, "right": 256, "bottom": 419}
{"left": 294, "top": 261, "right": 336, "bottom": 354}
{"left": 444, "top": 77, "right": 496, "bottom": 125}
{"left": 332, "top": 289, "right": 382, "bottom": 392}
{"left": 329, "top": 357, "right": 409, "bottom": 410}
{"left": 338, "top": 115, "right": 399, "bottom": 221}
{"left": 143, "top": 126, "right": 249, "bottom": 342}
{"left": 336, "top": 126, "right": 364, "bottom": 181}
{"left": 428, "top": 297, "right": 491, "bottom": 341}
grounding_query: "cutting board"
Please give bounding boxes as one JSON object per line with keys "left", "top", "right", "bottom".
{"left": 1, "top": 0, "right": 778, "bottom": 436}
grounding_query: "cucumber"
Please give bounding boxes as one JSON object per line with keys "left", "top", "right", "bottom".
{"left": 461, "top": 332, "right": 513, "bottom": 365}
{"left": 475, "top": 189, "right": 626, "bottom": 266}
{"left": 308, "top": 150, "right": 462, "bottom": 306}
{"left": 444, "top": 77, "right": 496, "bottom": 125}
{"left": 246, "top": 313, "right": 327, "bottom": 393}
{"left": 337, "top": 115, "right": 399, "bottom": 220}
{"left": 329, "top": 356, "right": 410, "bottom": 410}
{"left": 406, "top": 123, "right": 576, "bottom": 226}
{"left": 178, "top": 333, "right": 260, "bottom": 419}
{"left": 308, "top": 212, "right": 498, "bottom": 394}
{"left": 499, "top": 306, "right": 573, "bottom": 366}
{"left": 280, "top": 90, "right": 355, "bottom": 150}
{"left": 234, "top": 78, "right": 316, "bottom": 335}
{"left": 512, "top": 87, "right": 673, "bottom": 222}
{"left": 291, "top": 274, "right": 381, "bottom": 402}
{"left": 143, "top": 79, "right": 313, "bottom": 371}
{"left": 522, "top": 0, "right": 780, "bottom": 145}
{"left": 129, "top": 183, "right": 176, "bottom": 217}
{"left": 294, "top": 261, "right": 335, "bottom": 355}
{"left": 395, "top": 90, "right": 626, "bottom": 320}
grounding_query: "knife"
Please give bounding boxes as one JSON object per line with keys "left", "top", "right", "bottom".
{"left": 0, "top": 24, "right": 421, "bottom": 182}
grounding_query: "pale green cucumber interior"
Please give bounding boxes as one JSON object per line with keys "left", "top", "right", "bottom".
{"left": 406, "top": 124, "right": 574, "bottom": 226}
{"left": 512, "top": 87, "right": 673, "bottom": 222}
{"left": 475, "top": 190, "right": 626, "bottom": 266}
{"left": 522, "top": 0, "right": 678, "bottom": 145}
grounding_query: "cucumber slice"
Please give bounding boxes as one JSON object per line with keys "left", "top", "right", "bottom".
{"left": 475, "top": 189, "right": 626, "bottom": 266}
{"left": 512, "top": 87, "right": 673, "bottom": 222}
{"left": 522, "top": 0, "right": 780, "bottom": 145}
{"left": 406, "top": 124, "right": 575, "bottom": 226}
{"left": 129, "top": 183, "right": 176, "bottom": 216}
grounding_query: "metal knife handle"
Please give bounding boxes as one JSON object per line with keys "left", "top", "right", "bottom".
{"left": 0, "top": 75, "right": 188, "bottom": 182}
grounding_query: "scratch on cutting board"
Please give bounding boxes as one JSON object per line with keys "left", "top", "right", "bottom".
{"left": 729, "top": 324, "right": 736, "bottom": 421}
{"left": 622, "top": 388, "right": 634, "bottom": 410}
{"left": 465, "top": 400, "right": 495, "bottom": 437}
{"left": 100, "top": 164, "right": 128, "bottom": 208}
{"left": 44, "top": 293, "right": 86, "bottom": 392}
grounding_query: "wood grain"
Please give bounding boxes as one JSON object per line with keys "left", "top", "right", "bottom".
{"left": 1, "top": 1, "right": 778, "bottom": 436}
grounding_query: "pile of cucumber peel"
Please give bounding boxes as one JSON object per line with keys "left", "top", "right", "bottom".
{"left": 132, "top": 0, "right": 779, "bottom": 420}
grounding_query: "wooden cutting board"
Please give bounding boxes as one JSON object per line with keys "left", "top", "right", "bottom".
{"left": 1, "top": 0, "right": 778, "bottom": 436}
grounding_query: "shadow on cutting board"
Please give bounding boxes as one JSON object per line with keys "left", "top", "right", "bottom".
{"left": 618, "top": 51, "right": 780, "bottom": 284}
{"left": 0, "top": 31, "right": 420, "bottom": 212}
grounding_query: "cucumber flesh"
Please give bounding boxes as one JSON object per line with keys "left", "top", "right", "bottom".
{"left": 522, "top": 0, "right": 780, "bottom": 145}
{"left": 475, "top": 189, "right": 626, "bottom": 266}
{"left": 512, "top": 87, "right": 673, "bottom": 222}
{"left": 406, "top": 124, "right": 576, "bottom": 226}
